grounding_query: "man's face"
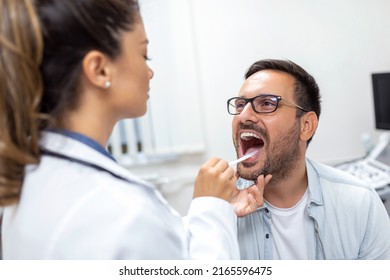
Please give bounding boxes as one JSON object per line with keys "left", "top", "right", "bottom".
{"left": 232, "top": 70, "right": 303, "bottom": 182}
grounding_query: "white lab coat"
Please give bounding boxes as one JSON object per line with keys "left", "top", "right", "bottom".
{"left": 1, "top": 131, "right": 239, "bottom": 259}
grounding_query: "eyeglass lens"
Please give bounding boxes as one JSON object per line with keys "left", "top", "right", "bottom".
{"left": 229, "top": 95, "right": 278, "bottom": 114}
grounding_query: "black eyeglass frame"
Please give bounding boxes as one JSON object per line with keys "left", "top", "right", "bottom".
{"left": 227, "top": 94, "right": 309, "bottom": 115}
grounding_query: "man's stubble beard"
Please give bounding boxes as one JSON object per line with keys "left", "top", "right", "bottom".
{"left": 236, "top": 120, "right": 302, "bottom": 184}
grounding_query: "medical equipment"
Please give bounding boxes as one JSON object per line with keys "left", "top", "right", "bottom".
{"left": 228, "top": 150, "right": 258, "bottom": 167}
{"left": 336, "top": 135, "right": 390, "bottom": 190}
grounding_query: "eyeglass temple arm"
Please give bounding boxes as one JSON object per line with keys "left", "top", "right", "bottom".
{"left": 281, "top": 98, "right": 309, "bottom": 112}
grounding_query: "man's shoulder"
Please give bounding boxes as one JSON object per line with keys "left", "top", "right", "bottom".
{"left": 306, "top": 158, "right": 372, "bottom": 190}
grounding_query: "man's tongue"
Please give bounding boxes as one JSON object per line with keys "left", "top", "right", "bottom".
{"left": 245, "top": 147, "right": 259, "bottom": 155}
{"left": 244, "top": 147, "right": 260, "bottom": 159}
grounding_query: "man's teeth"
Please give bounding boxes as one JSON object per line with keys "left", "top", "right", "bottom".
{"left": 240, "top": 132, "right": 260, "bottom": 140}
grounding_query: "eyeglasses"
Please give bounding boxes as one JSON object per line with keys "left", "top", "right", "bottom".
{"left": 227, "top": 94, "right": 309, "bottom": 115}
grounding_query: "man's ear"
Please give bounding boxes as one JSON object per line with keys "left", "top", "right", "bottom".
{"left": 82, "top": 50, "right": 111, "bottom": 89}
{"left": 300, "top": 111, "right": 318, "bottom": 142}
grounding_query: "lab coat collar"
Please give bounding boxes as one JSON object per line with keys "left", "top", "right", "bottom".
{"left": 39, "top": 131, "right": 155, "bottom": 190}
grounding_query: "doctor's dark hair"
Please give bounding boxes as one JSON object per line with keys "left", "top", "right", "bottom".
{"left": 38, "top": 0, "right": 140, "bottom": 125}
{"left": 245, "top": 59, "right": 321, "bottom": 144}
{"left": 0, "top": 0, "right": 140, "bottom": 206}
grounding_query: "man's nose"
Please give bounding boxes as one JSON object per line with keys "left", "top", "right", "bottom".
{"left": 238, "top": 103, "right": 258, "bottom": 123}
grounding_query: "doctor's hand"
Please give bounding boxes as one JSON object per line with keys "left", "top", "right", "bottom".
{"left": 231, "top": 174, "right": 272, "bottom": 217}
{"left": 193, "top": 158, "right": 238, "bottom": 202}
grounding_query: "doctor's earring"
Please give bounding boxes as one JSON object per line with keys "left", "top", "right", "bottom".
{"left": 104, "top": 80, "right": 111, "bottom": 89}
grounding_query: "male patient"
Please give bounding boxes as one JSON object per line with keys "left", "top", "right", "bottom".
{"left": 228, "top": 59, "right": 390, "bottom": 259}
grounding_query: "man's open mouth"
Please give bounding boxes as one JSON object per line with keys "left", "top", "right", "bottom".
{"left": 239, "top": 131, "right": 265, "bottom": 161}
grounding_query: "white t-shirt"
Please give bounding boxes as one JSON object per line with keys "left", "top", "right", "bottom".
{"left": 265, "top": 189, "right": 310, "bottom": 259}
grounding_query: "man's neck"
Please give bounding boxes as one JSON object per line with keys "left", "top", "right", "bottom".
{"left": 263, "top": 159, "right": 308, "bottom": 208}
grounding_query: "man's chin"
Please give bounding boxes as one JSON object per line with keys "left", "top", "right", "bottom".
{"left": 237, "top": 166, "right": 263, "bottom": 181}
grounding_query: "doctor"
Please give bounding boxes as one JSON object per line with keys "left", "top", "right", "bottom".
{"left": 0, "top": 0, "right": 268, "bottom": 259}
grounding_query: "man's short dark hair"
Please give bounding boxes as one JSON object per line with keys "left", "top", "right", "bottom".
{"left": 245, "top": 59, "right": 321, "bottom": 120}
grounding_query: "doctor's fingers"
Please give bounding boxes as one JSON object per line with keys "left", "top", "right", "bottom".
{"left": 211, "top": 164, "right": 237, "bottom": 202}
{"left": 193, "top": 180, "right": 236, "bottom": 201}
{"left": 196, "top": 168, "right": 236, "bottom": 188}
{"left": 244, "top": 175, "right": 272, "bottom": 206}
{"left": 255, "top": 174, "right": 273, "bottom": 193}
{"left": 246, "top": 185, "right": 264, "bottom": 207}
{"left": 211, "top": 158, "right": 237, "bottom": 180}
{"left": 194, "top": 160, "right": 236, "bottom": 201}
{"left": 198, "top": 158, "right": 235, "bottom": 179}
{"left": 200, "top": 157, "right": 223, "bottom": 168}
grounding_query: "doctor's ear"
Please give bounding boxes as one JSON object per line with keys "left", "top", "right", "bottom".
{"left": 82, "top": 50, "right": 111, "bottom": 89}
{"left": 300, "top": 111, "right": 318, "bottom": 142}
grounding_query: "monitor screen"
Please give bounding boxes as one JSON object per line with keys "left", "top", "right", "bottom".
{"left": 372, "top": 73, "right": 390, "bottom": 130}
